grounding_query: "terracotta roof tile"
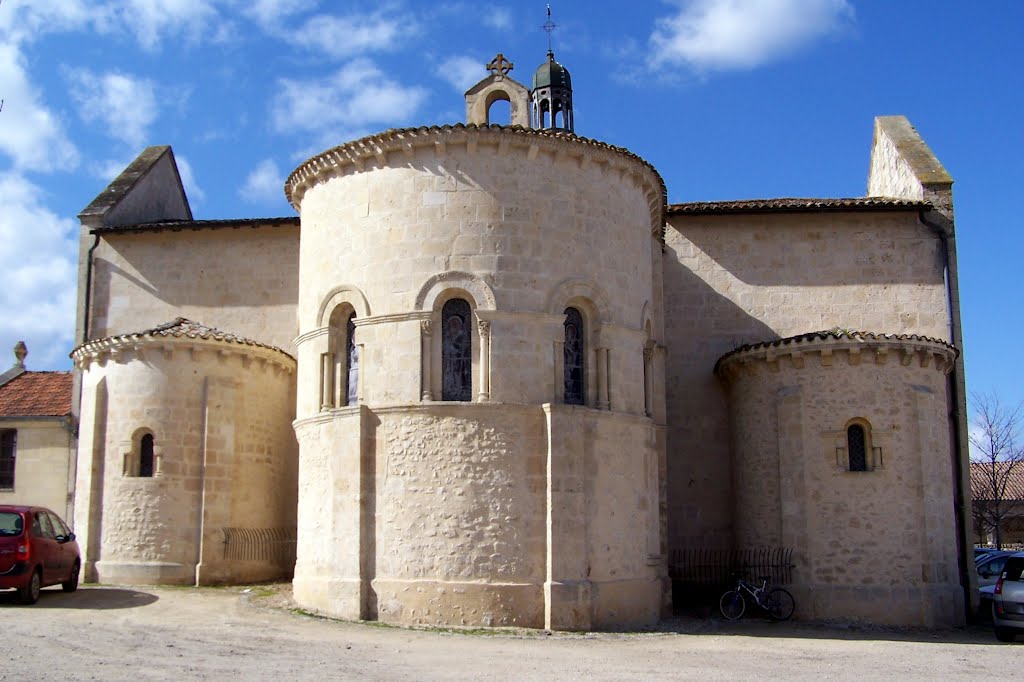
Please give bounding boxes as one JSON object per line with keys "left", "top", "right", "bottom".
{"left": 723, "top": 328, "right": 956, "bottom": 356}
{"left": 73, "top": 318, "right": 294, "bottom": 361}
{"left": 668, "top": 197, "right": 930, "bottom": 215}
{"left": 0, "top": 372, "right": 72, "bottom": 418}
{"left": 972, "top": 462, "right": 1024, "bottom": 502}
{"left": 92, "top": 216, "right": 299, "bottom": 235}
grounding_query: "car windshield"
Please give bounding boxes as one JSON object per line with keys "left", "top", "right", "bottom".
{"left": 0, "top": 512, "right": 24, "bottom": 536}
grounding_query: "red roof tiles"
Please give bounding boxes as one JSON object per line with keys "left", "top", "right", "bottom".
{"left": 668, "top": 197, "right": 930, "bottom": 215}
{"left": 0, "top": 372, "right": 72, "bottom": 418}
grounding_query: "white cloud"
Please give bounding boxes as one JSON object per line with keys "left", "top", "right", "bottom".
{"left": 0, "top": 44, "right": 79, "bottom": 171}
{"left": 241, "top": 0, "right": 317, "bottom": 28}
{"left": 0, "top": 0, "right": 227, "bottom": 52}
{"left": 294, "top": 11, "right": 408, "bottom": 59}
{"left": 112, "top": 0, "right": 223, "bottom": 51}
{"left": 649, "top": 0, "right": 854, "bottom": 72}
{"left": 239, "top": 159, "right": 284, "bottom": 204}
{"left": 436, "top": 55, "right": 487, "bottom": 92}
{"left": 0, "top": 0, "right": 100, "bottom": 46}
{"left": 272, "top": 59, "right": 428, "bottom": 137}
{"left": 0, "top": 172, "right": 79, "bottom": 368}
{"left": 483, "top": 8, "right": 513, "bottom": 31}
{"left": 174, "top": 155, "right": 206, "bottom": 205}
{"left": 66, "top": 68, "right": 159, "bottom": 148}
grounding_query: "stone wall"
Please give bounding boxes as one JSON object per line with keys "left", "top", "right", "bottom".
{"left": 0, "top": 419, "right": 75, "bottom": 520}
{"left": 718, "top": 335, "right": 962, "bottom": 626}
{"left": 88, "top": 223, "right": 300, "bottom": 354}
{"left": 662, "top": 210, "right": 951, "bottom": 551}
{"left": 73, "top": 335, "right": 297, "bottom": 585}
{"left": 293, "top": 403, "right": 663, "bottom": 629}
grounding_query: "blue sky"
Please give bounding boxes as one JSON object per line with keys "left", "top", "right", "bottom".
{"left": 0, "top": 0, "right": 1021, "bottom": 417}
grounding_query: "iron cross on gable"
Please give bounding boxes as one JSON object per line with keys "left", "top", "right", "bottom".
{"left": 486, "top": 53, "right": 514, "bottom": 78}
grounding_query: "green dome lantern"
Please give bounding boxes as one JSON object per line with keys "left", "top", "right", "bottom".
{"left": 530, "top": 51, "right": 574, "bottom": 132}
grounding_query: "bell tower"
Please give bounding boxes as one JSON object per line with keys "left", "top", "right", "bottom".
{"left": 530, "top": 5, "right": 574, "bottom": 132}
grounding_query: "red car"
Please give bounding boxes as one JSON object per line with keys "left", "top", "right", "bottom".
{"left": 0, "top": 505, "right": 80, "bottom": 604}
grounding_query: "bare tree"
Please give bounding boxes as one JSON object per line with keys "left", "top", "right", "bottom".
{"left": 970, "top": 392, "right": 1024, "bottom": 548}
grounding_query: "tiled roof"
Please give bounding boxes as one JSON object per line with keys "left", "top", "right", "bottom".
{"left": 668, "top": 197, "right": 930, "bottom": 215}
{"left": 724, "top": 328, "right": 956, "bottom": 356}
{"left": 972, "top": 461, "right": 1024, "bottom": 502}
{"left": 0, "top": 372, "right": 72, "bottom": 418}
{"left": 74, "top": 318, "right": 294, "bottom": 360}
{"left": 92, "top": 216, "right": 299, "bottom": 235}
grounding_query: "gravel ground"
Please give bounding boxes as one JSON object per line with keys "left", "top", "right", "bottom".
{"left": 1, "top": 584, "right": 1018, "bottom": 681}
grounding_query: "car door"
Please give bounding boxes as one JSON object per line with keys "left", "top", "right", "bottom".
{"left": 31, "top": 511, "right": 59, "bottom": 585}
{"left": 46, "top": 511, "right": 73, "bottom": 580}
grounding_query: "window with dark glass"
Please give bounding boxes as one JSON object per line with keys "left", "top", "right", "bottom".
{"left": 0, "top": 430, "right": 15, "bottom": 490}
{"left": 345, "top": 312, "right": 359, "bottom": 406}
{"left": 847, "top": 424, "right": 867, "bottom": 472}
{"left": 139, "top": 433, "right": 155, "bottom": 478}
{"left": 563, "top": 307, "right": 584, "bottom": 405}
{"left": 442, "top": 298, "right": 473, "bottom": 401}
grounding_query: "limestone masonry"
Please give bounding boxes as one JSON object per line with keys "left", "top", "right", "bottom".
{"left": 66, "top": 52, "right": 973, "bottom": 629}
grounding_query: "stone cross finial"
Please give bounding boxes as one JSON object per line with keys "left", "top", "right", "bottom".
{"left": 486, "top": 53, "right": 514, "bottom": 78}
{"left": 13, "top": 341, "right": 26, "bottom": 368}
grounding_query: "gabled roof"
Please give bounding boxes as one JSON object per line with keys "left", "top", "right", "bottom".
{"left": 972, "top": 461, "right": 1024, "bottom": 502}
{"left": 0, "top": 372, "right": 73, "bottom": 418}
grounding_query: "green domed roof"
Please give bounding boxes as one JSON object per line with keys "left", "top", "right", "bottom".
{"left": 532, "top": 52, "right": 572, "bottom": 90}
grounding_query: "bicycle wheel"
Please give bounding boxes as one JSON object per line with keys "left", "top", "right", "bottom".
{"left": 764, "top": 587, "right": 795, "bottom": 621}
{"left": 719, "top": 589, "right": 746, "bottom": 620}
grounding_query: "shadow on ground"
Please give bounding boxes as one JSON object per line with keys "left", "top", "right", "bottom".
{"left": 659, "top": 610, "right": 1008, "bottom": 646}
{"left": 0, "top": 586, "right": 159, "bottom": 610}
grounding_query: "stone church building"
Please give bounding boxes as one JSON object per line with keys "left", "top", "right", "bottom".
{"left": 68, "top": 51, "right": 973, "bottom": 629}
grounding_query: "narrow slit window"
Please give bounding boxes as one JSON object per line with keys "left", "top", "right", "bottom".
{"left": 345, "top": 312, "right": 358, "bottom": 406}
{"left": 847, "top": 424, "right": 867, "bottom": 472}
{"left": 139, "top": 434, "right": 155, "bottom": 478}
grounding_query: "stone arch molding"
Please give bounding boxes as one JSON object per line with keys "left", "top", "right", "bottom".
{"left": 545, "top": 277, "right": 612, "bottom": 325}
{"left": 318, "top": 285, "right": 372, "bottom": 327}
{"left": 415, "top": 271, "right": 497, "bottom": 312}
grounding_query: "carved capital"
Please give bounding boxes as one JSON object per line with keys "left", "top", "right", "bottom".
{"left": 420, "top": 320, "right": 432, "bottom": 336}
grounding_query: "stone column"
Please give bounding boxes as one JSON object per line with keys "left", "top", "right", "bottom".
{"left": 643, "top": 345, "right": 654, "bottom": 418}
{"left": 553, "top": 340, "right": 565, "bottom": 403}
{"left": 596, "top": 347, "right": 610, "bottom": 410}
{"left": 477, "top": 319, "right": 491, "bottom": 402}
{"left": 420, "top": 320, "right": 433, "bottom": 401}
{"left": 320, "top": 352, "right": 334, "bottom": 410}
{"left": 543, "top": 404, "right": 591, "bottom": 631}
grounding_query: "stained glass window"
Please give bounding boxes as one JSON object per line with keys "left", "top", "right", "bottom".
{"left": 564, "top": 307, "right": 584, "bottom": 405}
{"left": 345, "top": 313, "right": 358, "bottom": 406}
{"left": 847, "top": 424, "right": 867, "bottom": 472}
{"left": 442, "top": 298, "right": 472, "bottom": 401}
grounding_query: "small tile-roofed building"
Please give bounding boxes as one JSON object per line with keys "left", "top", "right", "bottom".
{"left": 0, "top": 342, "right": 76, "bottom": 520}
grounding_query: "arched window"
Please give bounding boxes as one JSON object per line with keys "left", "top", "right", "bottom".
{"left": 322, "top": 306, "right": 359, "bottom": 409}
{"left": 847, "top": 424, "right": 867, "bottom": 472}
{"left": 345, "top": 312, "right": 358, "bottom": 406}
{"left": 442, "top": 298, "right": 473, "bottom": 401}
{"left": 139, "top": 434, "right": 155, "bottom": 477}
{"left": 563, "top": 307, "right": 585, "bottom": 405}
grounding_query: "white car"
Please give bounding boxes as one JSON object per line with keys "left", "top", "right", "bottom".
{"left": 992, "top": 552, "right": 1024, "bottom": 643}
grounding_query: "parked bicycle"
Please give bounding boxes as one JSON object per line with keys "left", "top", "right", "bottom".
{"left": 719, "top": 575, "right": 795, "bottom": 621}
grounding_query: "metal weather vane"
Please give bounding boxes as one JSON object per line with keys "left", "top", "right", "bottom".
{"left": 543, "top": 3, "right": 558, "bottom": 53}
